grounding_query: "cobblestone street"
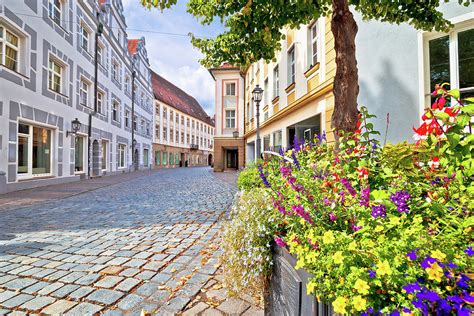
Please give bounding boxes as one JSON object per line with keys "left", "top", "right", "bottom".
{"left": 0, "top": 168, "right": 261, "bottom": 315}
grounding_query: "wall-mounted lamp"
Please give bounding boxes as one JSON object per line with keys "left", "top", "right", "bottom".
{"left": 66, "top": 118, "right": 82, "bottom": 137}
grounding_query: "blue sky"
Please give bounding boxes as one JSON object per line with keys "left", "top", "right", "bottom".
{"left": 122, "top": 0, "right": 225, "bottom": 116}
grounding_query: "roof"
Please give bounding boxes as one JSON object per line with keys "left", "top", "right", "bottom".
{"left": 151, "top": 71, "right": 214, "bottom": 126}
{"left": 127, "top": 39, "right": 139, "bottom": 55}
{"left": 208, "top": 63, "right": 242, "bottom": 80}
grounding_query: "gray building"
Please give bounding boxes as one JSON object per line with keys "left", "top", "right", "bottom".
{"left": 357, "top": 3, "right": 474, "bottom": 143}
{"left": 0, "top": 0, "right": 154, "bottom": 193}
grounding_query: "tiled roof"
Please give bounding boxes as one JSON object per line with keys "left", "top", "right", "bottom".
{"left": 151, "top": 71, "right": 214, "bottom": 126}
{"left": 127, "top": 39, "right": 139, "bottom": 55}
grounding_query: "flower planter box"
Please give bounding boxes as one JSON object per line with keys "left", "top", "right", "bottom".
{"left": 265, "top": 244, "right": 335, "bottom": 315}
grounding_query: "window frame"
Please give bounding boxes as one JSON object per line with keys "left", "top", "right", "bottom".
{"left": 118, "top": 143, "right": 126, "bottom": 168}
{"left": 48, "top": 56, "right": 64, "bottom": 94}
{"left": 101, "top": 140, "right": 108, "bottom": 171}
{"left": 225, "top": 109, "right": 236, "bottom": 129}
{"left": 0, "top": 26, "right": 20, "bottom": 72}
{"left": 309, "top": 21, "right": 319, "bottom": 67}
{"left": 225, "top": 82, "right": 236, "bottom": 96}
{"left": 80, "top": 22, "right": 91, "bottom": 53}
{"left": 79, "top": 77, "right": 90, "bottom": 107}
{"left": 48, "top": 0, "right": 62, "bottom": 27}
{"left": 273, "top": 65, "right": 279, "bottom": 99}
{"left": 287, "top": 45, "right": 296, "bottom": 85}
{"left": 112, "top": 100, "right": 119, "bottom": 122}
{"left": 74, "top": 134, "right": 87, "bottom": 174}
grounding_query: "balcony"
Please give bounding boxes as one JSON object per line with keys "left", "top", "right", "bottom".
{"left": 190, "top": 144, "right": 199, "bottom": 150}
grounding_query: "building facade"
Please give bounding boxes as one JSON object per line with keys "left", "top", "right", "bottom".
{"left": 151, "top": 71, "right": 214, "bottom": 169}
{"left": 0, "top": 0, "right": 154, "bottom": 193}
{"left": 216, "top": 3, "right": 473, "bottom": 164}
{"left": 209, "top": 64, "right": 246, "bottom": 171}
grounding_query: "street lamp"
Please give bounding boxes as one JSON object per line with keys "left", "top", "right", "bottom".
{"left": 232, "top": 130, "right": 239, "bottom": 138}
{"left": 66, "top": 118, "right": 82, "bottom": 137}
{"left": 87, "top": 1, "right": 110, "bottom": 178}
{"left": 252, "top": 84, "right": 263, "bottom": 159}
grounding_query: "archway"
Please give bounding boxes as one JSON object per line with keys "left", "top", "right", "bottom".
{"left": 92, "top": 140, "right": 100, "bottom": 176}
{"left": 208, "top": 154, "right": 213, "bottom": 166}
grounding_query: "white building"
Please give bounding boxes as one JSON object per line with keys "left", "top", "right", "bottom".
{"left": 0, "top": 0, "right": 154, "bottom": 193}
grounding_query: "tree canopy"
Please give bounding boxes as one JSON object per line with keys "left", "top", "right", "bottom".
{"left": 141, "top": 0, "right": 469, "bottom": 68}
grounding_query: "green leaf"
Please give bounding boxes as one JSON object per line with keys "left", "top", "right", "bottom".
{"left": 434, "top": 111, "right": 449, "bottom": 120}
{"left": 460, "top": 103, "right": 474, "bottom": 114}
{"left": 450, "top": 89, "right": 460, "bottom": 99}
{"left": 446, "top": 133, "right": 461, "bottom": 147}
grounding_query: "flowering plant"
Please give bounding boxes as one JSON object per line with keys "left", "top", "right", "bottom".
{"left": 254, "top": 88, "right": 473, "bottom": 315}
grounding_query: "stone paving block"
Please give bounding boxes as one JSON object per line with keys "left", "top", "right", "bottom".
{"left": 114, "top": 278, "right": 140, "bottom": 292}
{"left": 0, "top": 264, "right": 20, "bottom": 273}
{"left": 173, "top": 255, "right": 193, "bottom": 265}
{"left": 161, "top": 296, "right": 191, "bottom": 313}
{"left": 217, "top": 298, "right": 250, "bottom": 315}
{"left": 31, "top": 268, "right": 56, "bottom": 279}
{"left": 183, "top": 302, "right": 209, "bottom": 316}
{"left": 150, "top": 273, "right": 171, "bottom": 284}
{"left": 56, "top": 263, "right": 77, "bottom": 271}
{"left": 44, "top": 270, "right": 70, "bottom": 282}
{"left": 188, "top": 273, "right": 211, "bottom": 285}
{"left": 64, "top": 302, "right": 102, "bottom": 315}
{"left": 134, "top": 270, "right": 156, "bottom": 280}
{"left": 242, "top": 307, "right": 265, "bottom": 316}
{"left": 74, "top": 273, "right": 101, "bottom": 285}
{"left": 43, "top": 261, "right": 64, "bottom": 269}
{"left": 8, "top": 265, "right": 33, "bottom": 275}
{"left": 50, "top": 284, "right": 80, "bottom": 298}
{"left": 100, "top": 266, "right": 123, "bottom": 275}
{"left": 6, "top": 311, "right": 28, "bottom": 316}
{"left": 95, "top": 276, "right": 123, "bottom": 288}
{"left": 117, "top": 294, "right": 144, "bottom": 310}
{"left": 133, "top": 252, "right": 153, "bottom": 259}
{"left": 20, "top": 295, "right": 56, "bottom": 311}
{"left": 68, "top": 286, "right": 94, "bottom": 300}
{"left": 3, "top": 278, "right": 37, "bottom": 291}
{"left": 86, "top": 289, "right": 124, "bottom": 305}
{"left": 102, "top": 310, "right": 124, "bottom": 316}
{"left": 0, "top": 274, "right": 17, "bottom": 285}
{"left": 142, "top": 261, "right": 166, "bottom": 271}
{"left": 58, "top": 271, "right": 87, "bottom": 284}
{"left": 201, "top": 308, "right": 224, "bottom": 316}
{"left": 135, "top": 283, "right": 159, "bottom": 297}
{"left": 148, "top": 290, "right": 169, "bottom": 303}
{"left": 22, "top": 281, "right": 50, "bottom": 294}
{"left": 31, "top": 259, "right": 52, "bottom": 267}
{"left": 119, "top": 268, "right": 140, "bottom": 277}
{"left": 37, "top": 282, "right": 64, "bottom": 296}
{"left": 41, "top": 299, "right": 77, "bottom": 315}
{"left": 0, "top": 290, "right": 17, "bottom": 303}
{"left": 161, "top": 263, "right": 184, "bottom": 274}
{"left": 123, "top": 259, "right": 146, "bottom": 268}
{"left": 0, "top": 309, "right": 9, "bottom": 315}
{"left": 114, "top": 250, "right": 137, "bottom": 257}
{"left": 107, "top": 257, "right": 129, "bottom": 266}
{"left": 1, "top": 293, "right": 34, "bottom": 309}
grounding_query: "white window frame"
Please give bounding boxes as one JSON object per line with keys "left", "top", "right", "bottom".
{"left": 74, "top": 134, "right": 87, "bottom": 174}
{"left": 273, "top": 65, "right": 279, "bottom": 99}
{"left": 125, "top": 109, "right": 130, "bottom": 128}
{"left": 80, "top": 22, "right": 90, "bottom": 52}
{"left": 48, "top": 0, "right": 62, "bottom": 27}
{"left": 48, "top": 56, "right": 64, "bottom": 94}
{"left": 118, "top": 143, "right": 126, "bottom": 168}
{"left": 112, "top": 59, "right": 120, "bottom": 82}
{"left": 225, "top": 109, "right": 236, "bottom": 129}
{"left": 97, "top": 90, "right": 104, "bottom": 114}
{"left": 225, "top": 82, "right": 236, "bottom": 96}
{"left": 112, "top": 100, "right": 119, "bottom": 122}
{"left": 0, "top": 25, "right": 20, "bottom": 73}
{"left": 287, "top": 45, "right": 296, "bottom": 85}
{"left": 309, "top": 21, "right": 319, "bottom": 67}
{"left": 79, "top": 78, "right": 90, "bottom": 107}
{"left": 125, "top": 75, "right": 130, "bottom": 93}
{"left": 101, "top": 140, "right": 108, "bottom": 171}
{"left": 420, "top": 16, "right": 474, "bottom": 115}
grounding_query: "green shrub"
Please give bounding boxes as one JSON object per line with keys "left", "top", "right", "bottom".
{"left": 237, "top": 163, "right": 262, "bottom": 190}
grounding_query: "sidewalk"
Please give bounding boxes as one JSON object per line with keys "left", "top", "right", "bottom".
{"left": 0, "top": 169, "right": 158, "bottom": 212}
{"left": 209, "top": 170, "right": 239, "bottom": 187}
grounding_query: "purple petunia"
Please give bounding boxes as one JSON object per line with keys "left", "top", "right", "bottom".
{"left": 464, "top": 246, "right": 474, "bottom": 256}
{"left": 274, "top": 237, "right": 287, "bottom": 248}
{"left": 368, "top": 269, "right": 376, "bottom": 279}
{"left": 292, "top": 204, "right": 313, "bottom": 224}
{"left": 447, "top": 261, "right": 457, "bottom": 269}
{"left": 291, "top": 151, "right": 300, "bottom": 169}
{"left": 417, "top": 289, "right": 440, "bottom": 302}
{"left": 328, "top": 212, "right": 337, "bottom": 222}
{"left": 371, "top": 204, "right": 387, "bottom": 219}
{"left": 403, "top": 282, "right": 421, "bottom": 293}
{"left": 456, "top": 274, "right": 470, "bottom": 289}
{"left": 390, "top": 190, "right": 411, "bottom": 213}
{"left": 258, "top": 164, "right": 271, "bottom": 188}
{"left": 280, "top": 166, "right": 292, "bottom": 178}
{"left": 420, "top": 256, "right": 436, "bottom": 269}
{"left": 406, "top": 250, "right": 417, "bottom": 261}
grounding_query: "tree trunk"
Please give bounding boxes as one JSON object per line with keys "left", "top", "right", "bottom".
{"left": 331, "top": 0, "right": 359, "bottom": 136}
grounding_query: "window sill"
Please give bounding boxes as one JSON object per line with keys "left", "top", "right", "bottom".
{"left": 285, "top": 82, "right": 296, "bottom": 94}
{"left": 48, "top": 89, "right": 69, "bottom": 98}
{"left": 0, "top": 65, "right": 30, "bottom": 79}
{"left": 272, "top": 96, "right": 280, "bottom": 105}
{"left": 304, "top": 63, "right": 320, "bottom": 78}
{"left": 18, "top": 175, "right": 55, "bottom": 182}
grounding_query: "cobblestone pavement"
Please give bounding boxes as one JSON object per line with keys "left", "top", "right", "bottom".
{"left": 0, "top": 167, "right": 262, "bottom": 315}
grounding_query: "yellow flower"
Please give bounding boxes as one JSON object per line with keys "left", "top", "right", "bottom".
{"left": 352, "top": 295, "right": 367, "bottom": 311}
{"left": 307, "top": 280, "right": 316, "bottom": 295}
{"left": 322, "top": 231, "right": 335, "bottom": 244}
{"left": 332, "top": 297, "right": 347, "bottom": 314}
{"left": 376, "top": 260, "right": 392, "bottom": 276}
{"left": 339, "top": 277, "right": 345, "bottom": 285}
{"left": 354, "top": 279, "right": 370, "bottom": 295}
{"left": 431, "top": 250, "right": 446, "bottom": 261}
{"left": 374, "top": 225, "right": 384, "bottom": 233}
{"left": 366, "top": 240, "right": 375, "bottom": 248}
{"left": 333, "top": 251, "right": 344, "bottom": 264}
{"left": 348, "top": 241, "right": 357, "bottom": 251}
{"left": 389, "top": 216, "right": 401, "bottom": 226}
{"left": 426, "top": 262, "right": 443, "bottom": 282}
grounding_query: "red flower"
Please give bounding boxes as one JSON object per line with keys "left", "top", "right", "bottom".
{"left": 356, "top": 167, "right": 369, "bottom": 179}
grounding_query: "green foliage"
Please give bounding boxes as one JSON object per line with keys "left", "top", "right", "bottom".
{"left": 237, "top": 163, "right": 263, "bottom": 191}
{"left": 140, "top": 0, "right": 470, "bottom": 67}
{"left": 220, "top": 189, "right": 282, "bottom": 303}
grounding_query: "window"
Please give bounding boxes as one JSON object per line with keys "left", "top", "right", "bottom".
{"left": 175, "top": 153, "right": 180, "bottom": 166}
{"left": 176, "top": 130, "right": 179, "bottom": 143}
{"left": 118, "top": 144, "right": 126, "bottom": 168}
{"left": 141, "top": 92, "right": 144, "bottom": 105}
{"left": 187, "top": 118, "right": 190, "bottom": 127}
{"left": 163, "top": 127, "right": 167, "bottom": 141}
{"left": 112, "top": 101, "right": 119, "bottom": 122}
{"left": 170, "top": 129, "right": 174, "bottom": 142}
{"left": 273, "top": 65, "right": 279, "bottom": 98}
{"left": 17, "top": 123, "right": 52, "bottom": 178}
{"left": 155, "top": 150, "right": 161, "bottom": 166}
{"left": 264, "top": 135, "right": 271, "bottom": 151}
{"left": 187, "top": 134, "right": 190, "bottom": 143}
{"left": 80, "top": 79, "right": 89, "bottom": 106}
{"left": 112, "top": 60, "right": 119, "bottom": 82}
{"left": 155, "top": 124, "right": 160, "bottom": 139}
{"left": 225, "top": 110, "right": 236, "bottom": 128}
{"left": 125, "top": 76, "right": 130, "bottom": 93}
{"left": 133, "top": 115, "right": 137, "bottom": 131}
{"left": 101, "top": 141, "right": 108, "bottom": 170}
{"left": 273, "top": 130, "right": 282, "bottom": 152}
{"left": 143, "top": 149, "right": 149, "bottom": 166}
{"left": 97, "top": 91, "right": 104, "bottom": 114}
{"left": 97, "top": 44, "right": 104, "bottom": 65}
{"left": 181, "top": 132, "right": 184, "bottom": 143}
{"left": 162, "top": 152, "right": 168, "bottom": 166}
{"left": 309, "top": 22, "right": 319, "bottom": 66}
{"left": 0, "top": 26, "right": 19, "bottom": 72}
{"left": 80, "top": 24, "right": 90, "bottom": 52}
{"left": 264, "top": 78, "right": 269, "bottom": 105}
{"left": 125, "top": 109, "right": 130, "bottom": 127}
{"left": 141, "top": 119, "right": 145, "bottom": 134}
{"left": 48, "top": 58, "right": 62, "bottom": 93}
{"left": 176, "top": 114, "right": 179, "bottom": 124}
{"left": 225, "top": 82, "right": 236, "bottom": 96}
{"left": 74, "top": 136, "right": 85, "bottom": 173}
{"left": 163, "top": 108, "right": 167, "bottom": 119}
{"left": 264, "top": 111, "right": 269, "bottom": 121}
{"left": 146, "top": 122, "right": 150, "bottom": 136}
{"left": 48, "top": 0, "right": 61, "bottom": 26}
{"left": 169, "top": 153, "right": 174, "bottom": 165}
{"left": 425, "top": 26, "right": 474, "bottom": 106}
{"left": 288, "top": 46, "right": 295, "bottom": 84}
{"left": 181, "top": 116, "right": 184, "bottom": 125}
{"left": 192, "top": 120, "right": 195, "bottom": 129}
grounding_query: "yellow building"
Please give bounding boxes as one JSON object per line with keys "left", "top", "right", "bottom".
{"left": 244, "top": 17, "right": 335, "bottom": 162}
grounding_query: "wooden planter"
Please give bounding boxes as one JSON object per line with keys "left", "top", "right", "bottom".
{"left": 265, "top": 245, "right": 335, "bottom": 315}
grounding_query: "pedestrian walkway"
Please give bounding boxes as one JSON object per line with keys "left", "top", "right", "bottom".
{"left": 0, "top": 167, "right": 263, "bottom": 315}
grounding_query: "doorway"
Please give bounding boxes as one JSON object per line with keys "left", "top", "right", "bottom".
{"left": 134, "top": 149, "right": 139, "bottom": 171}
{"left": 226, "top": 149, "right": 238, "bottom": 169}
{"left": 208, "top": 154, "right": 213, "bottom": 166}
{"left": 92, "top": 140, "right": 100, "bottom": 176}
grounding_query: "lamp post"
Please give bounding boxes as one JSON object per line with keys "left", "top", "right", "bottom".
{"left": 66, "top": 118, "right": 82, "bottom": 137}
{"left": 252, "top": 84, "right": 263, "bottom": 159}
{"left": 87, "top": 2, "right": 109, "bottom": 178}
